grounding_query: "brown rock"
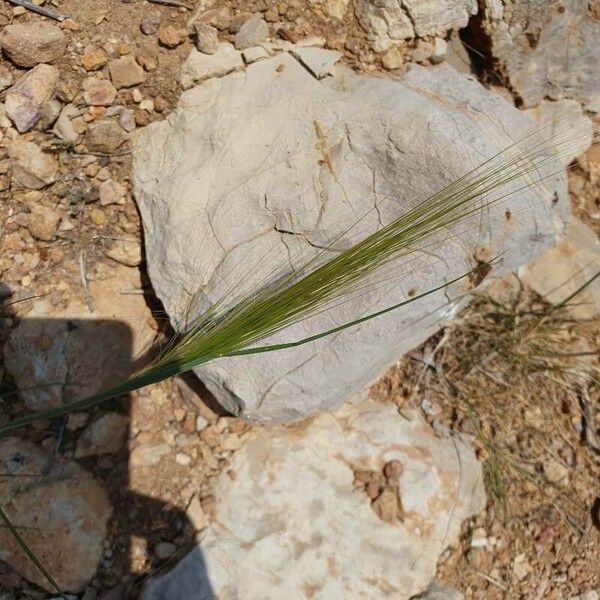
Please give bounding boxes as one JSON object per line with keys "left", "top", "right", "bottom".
{"left": 8, "top": 140, "right": 58, "bottom": 190}
{"left": 158, "top": 25, "right": 186, "bottom": 48}
{"left": 371, "top": 487, "right": 401, "bottom": 523}
{"left": 0, "top": 437, "right": 111, "bottom": 592}
{"left": 99, "top": 178, "right": 126, "bottom": 205}
{"left": 105, "top": 235, "right": 142, "bottom": 266}
{"left": 0, "top": 22, "right": 66, "bottom": 68}
{"left": 83, "top": 78, "right": 117, "bottom": 107}
{"left": 82, "top": 47, "right": 108, "bottom": 71}
{"left": 85, "top": 119, "right": 127, "bottom": 153}
{"left": 108, "top": 55, "right": 146, "bottom": 89}
{"left": 5, "top": 64, "right": 59, "bottom": 132}
{"left": 27, "top": 203, "right": 61, "bottom": 241}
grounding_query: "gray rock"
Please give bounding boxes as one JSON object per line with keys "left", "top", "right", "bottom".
{"left": 233, "top": 15, "right": 269, "bottom": 50}
{"left": 480, "top": 0, "right": 600, "bottom": 111}
{"left": 85, "top": 119, "right": 128, "bottom": 154}
{"left": 5, "top": 64, "right": 60, "bottom": 133}
{"left": 140, "top": 400, "right": 485, "bottom": 599}
{"left": 0, "top": 22, "right": 66, "bottom": 68}
{"left": 193, "top": 23, "right": 219, "bottom": 55}
{"left": 355, "top": 0, "right": 477, "bottom": 51}
{"left": 133, "top": 52, "right": 570, "bottom": 423}
{"left": 180, "top": 43, "right": 244, "bottom": 89}
{"left": 8, "top": 140, "right": 58, "bottom": 190}
{"left": 290, "top": 46, "right": 342, "bottom": 79}
{"left": 0, "top": 437, "right": 111, "bottom": 592}
{"left": 140, "top": 11, "right": 162, "bottom": 35}
{"left": 154, "top": 542, "right": 177, "bottom": 560}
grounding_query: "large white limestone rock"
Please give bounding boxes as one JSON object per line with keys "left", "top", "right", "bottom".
{"left": 133, "top": 49, "right": 569, "bottom": 423}
{"left": 140, "top": 400, "right": 486, "bottom": 599}
{"left": 479, "top": 0, "right": 600, "bottom": 111}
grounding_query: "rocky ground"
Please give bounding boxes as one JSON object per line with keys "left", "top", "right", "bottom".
{"left": 0, "top": 0, "right": 598, "bottom": 599}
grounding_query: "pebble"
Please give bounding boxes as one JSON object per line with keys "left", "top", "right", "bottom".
{"left": 83, "top": 78, "right": 117, "bottom": 107}
{"left": 154, "top": 542, "right": 177, "bottom": 560}
{"left": 85, "top": 119, "right": 128, "bottom": 153}
{"left": 118, "top": 108, "right": 136, "bottom": 132}
{"left": 193, "top": 23, "right": 219, "bottom": 54}
{"left": 105, "top": 236, "right": 142, "bottom": 266}
{"left": 5, "top": 64, "right": 60, "bottom": 133}
{"left": 411, "top": 39, "right": 434, "bottom": 63}
{"left": 0, "top": 64, "right": 13, "bottom": 92}
{"left": 99, "top": 179, "right": 126, "bottom": 205}
{"left": 139, "top": 99, "right": 154, "bottom": 113}
{"left": 233, "top": 15, "right": 269, "bottom": 50}
{"left": 108, "top": 55, "right": 146, "bottom": 89}
{"left": 82, "top": 48, "right": 108, "bottom": 71}
{"left": 382, "top": 46, "right": 403, "bottom": 70}
{"left": 66, "top": 412, "right": 90, "bottom": 431}
{"left": 36, "top": 99, "right": 62, "bottom": 131}
{"left": 196, "top": 415, "right": 209, "bottom": 432}
{"left": 27, "top": 203, "right": 61, "bottom": 241}
{"left": 90, "top": 208, "right": 107, "bottom": 226}
{"left": 175, "top": 452, "right": 192, "bottom": 466}
{"left": 140, "top": 11, "right": 162, "bottom": 35}
{"left": 159, "top": 25, "right": 186, "bottom": 48}
{"left": 186, "top": 494, "right": 209, "bottom": 530}
{"left": 0, "top": 22, "right": 66, "bottom": 68}
{"left": 8, "top": 140, "right": 58, "bottom": 190}
{"left": 543, "top": 458, "right": 569, "bottom": 484}
{"left": 430, "top": 37, "right": 447, "bottom": 64}
{"left": 132, "top": 88, "right": 143, "bottom": 103}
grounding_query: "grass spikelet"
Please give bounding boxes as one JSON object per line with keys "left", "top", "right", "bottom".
{"left": 0, "top": 124, "right": 591, "bottom": 434}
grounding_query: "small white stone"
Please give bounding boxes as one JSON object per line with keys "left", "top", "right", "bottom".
{"left": 176, "top": 452, "right": 192, "bottom": 466}
{"left": 430, "top": 38, "right": 448, "bottom": 64}
{"left": 132, "top": 88, "right": 143, "bottom": 103}
{"left": 196, "top": 415, "right": 209, "bottom": 432}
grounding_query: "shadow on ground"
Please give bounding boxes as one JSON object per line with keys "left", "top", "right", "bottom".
{"left": 0, "top": 293, "right": 219, "bottom": 599}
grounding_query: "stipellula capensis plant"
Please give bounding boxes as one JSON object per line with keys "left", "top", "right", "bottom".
{"left": 0, "top": 123, "right": 592, "bottom": 434}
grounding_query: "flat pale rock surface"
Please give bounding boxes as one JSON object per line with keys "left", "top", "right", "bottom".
{"left": 133, "top": 49, "right": 568, "bottom": 423}
{"left": 141, "top": 400, "right": 486, "bottom": 599}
